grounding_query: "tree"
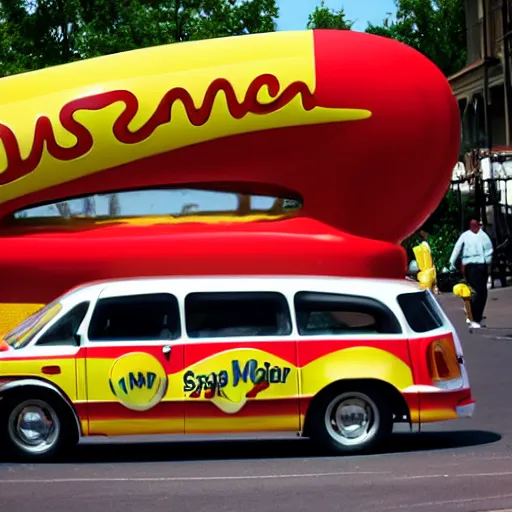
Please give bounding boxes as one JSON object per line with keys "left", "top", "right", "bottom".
{"left": 365, "top": 0, "right": 466, "bottom": 77}
{"left": 0, "top": 0, "right": 279, "bottom": 76}
{"left": 189, "top": 0, "right": 278, "bottom": 41}
{"left": 306, "top": 1, "right": 353, "bottom": 30}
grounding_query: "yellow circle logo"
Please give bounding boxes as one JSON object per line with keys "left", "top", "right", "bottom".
{"left": 109, "top": 353, "right": 168, "bottom": 411}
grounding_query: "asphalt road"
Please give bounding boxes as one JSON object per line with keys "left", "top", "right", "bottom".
{"left": 2, "top": 289, "right": 512, "bottom": 512}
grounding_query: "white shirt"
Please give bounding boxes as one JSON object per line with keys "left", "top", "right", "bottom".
{"left": 449, "top": 229, "right": 494, "bottom": 267}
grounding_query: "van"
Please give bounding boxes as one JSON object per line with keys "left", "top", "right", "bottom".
{"left": 0, "top": 275, "right": 473, "bottom": 461}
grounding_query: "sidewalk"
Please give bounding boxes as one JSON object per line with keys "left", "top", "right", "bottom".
{"left": 438, "top": 285, "right": 512, "bottom": 331}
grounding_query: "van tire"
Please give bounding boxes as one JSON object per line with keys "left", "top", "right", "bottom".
{"left": 308, "top": 385, "right": 393, "bottom": 454}
{"left": 0, "top": 389, "right": 77, "bottom": 462}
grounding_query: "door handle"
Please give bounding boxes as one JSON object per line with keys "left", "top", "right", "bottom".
{"left": 162, "top": 345, "right": 172, "bottom": 361}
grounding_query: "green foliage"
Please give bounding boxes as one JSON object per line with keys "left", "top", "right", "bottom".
{"left": 306, "top": 1, "right": 353, "bottom": 30}
{"left": 403, "top": 223, "right": 459, "bottom": 270}
{"left": 422, "top": 187, "right": 461, "bottom": 232}
{"left": 0, "top": 0, "right": 279, "bottom": 77}
{"left": 365, "top": 0, "right": 466, "bottom": 77}
{"left": 402, "top": 189, "right": 475, "bottom": 269}
{"left": 427, "top": 224, "right": 460, "bottom": 270}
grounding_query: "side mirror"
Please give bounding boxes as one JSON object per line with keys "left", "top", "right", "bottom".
{"left": 73, "top": 333, "right": 81, "bottom": 346}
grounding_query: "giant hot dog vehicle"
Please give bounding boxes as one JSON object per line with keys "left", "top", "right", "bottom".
{"left": 0, "top": 29, "right": 459, "bottom": 333}
{"left": 0, "top": 29, "right": 471, "bottom": 462}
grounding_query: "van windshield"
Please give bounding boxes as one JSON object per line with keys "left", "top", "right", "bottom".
{"left": 3, "top": 302, "right": 63, "bottom": 350}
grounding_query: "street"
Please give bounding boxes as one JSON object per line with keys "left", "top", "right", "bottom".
{"left": 1, "top": 288, "right": 512, "bottom": 511}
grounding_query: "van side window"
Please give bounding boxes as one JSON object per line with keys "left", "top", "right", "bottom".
{"left": 294, "top": 292, "right": 402, "bottom": 335}
{"left": 37, "top": 302, "right": 90, "bottom": 346}
{"left": 397, "top": 291, "right": 443, "bottom": 333}
{"left": 88, "top": 293, "right": 180, "bottom": 341}
{"left": 185, "top": 292, "right": 292, "bottom": 338}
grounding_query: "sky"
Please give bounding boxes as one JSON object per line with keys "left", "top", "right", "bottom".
{"left": 20, "top": 1, "right": 398, "bottom": 219}
{"left": 277, "top": 0, "right": 397, "bottom": 33}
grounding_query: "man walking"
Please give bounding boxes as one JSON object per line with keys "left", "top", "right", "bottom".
{"left": 449, "top": 219, "right": 494, "bottom": 329}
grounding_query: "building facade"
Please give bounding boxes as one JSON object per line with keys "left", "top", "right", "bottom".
{"left": 450, "top": 0, "right": 512, "bottom": 151}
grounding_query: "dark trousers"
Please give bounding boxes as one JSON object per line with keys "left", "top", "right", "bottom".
{"left": 464, "top": 263, "right": 488, "bottom": 323}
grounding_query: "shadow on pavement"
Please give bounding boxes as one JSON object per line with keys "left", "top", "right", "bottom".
{"left": 31, "top": 429, "right": 501, "bottom": 464}
{"left": 374, "top": 429, "right": 501, "bottom": 454}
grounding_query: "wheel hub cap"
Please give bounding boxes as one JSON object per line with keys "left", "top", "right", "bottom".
{"left": 8, "top": 400, "right": 60, "bottom": 454}
{"left": 334, "top": 400, "right": 370, "bottom": 439}
{"left": 18, "top": 407, "right": 54, "bottom": 443}
{"left": 325, "top": 392, "right": 380, "bottom": 447}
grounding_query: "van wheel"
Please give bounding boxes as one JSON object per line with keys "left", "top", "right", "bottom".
{"left": 1, "top": 392, "right": 77, "bottom": 461}
{"left": 308, "top": 386, "right": 392, "bottom": 454}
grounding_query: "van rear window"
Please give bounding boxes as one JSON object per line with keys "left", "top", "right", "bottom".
{"left": 397, "top": 291, "right": 444, "bottom": 333}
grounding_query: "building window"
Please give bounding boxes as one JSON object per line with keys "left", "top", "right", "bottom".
{"left": 185, "top": 292, "right": 292, "bottom": 338}
{"left": 466, "top": 0, "right": 484, "bottom": 63}
{"left": 88, "top": 293, "right": 181, "bottom": 341}
{"left": 294, "top": 292, "right": 402, "bottom": 336}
